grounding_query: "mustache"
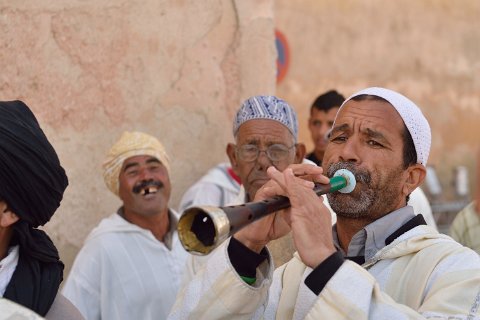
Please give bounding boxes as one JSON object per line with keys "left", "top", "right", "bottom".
{"left": 132, "top": 180, "right": 164, "bottom": 194}
{"left": 326, "top": 162, "right": 371, "bottom": 185}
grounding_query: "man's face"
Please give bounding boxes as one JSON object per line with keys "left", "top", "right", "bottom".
{"left": 308, "top": 107, "right": 339, "bottom": 155}
{"left": 118, "top": 155, "right": 171, "bottom": 217}
{"left": 227, "top": 119, "right": 304, "bottom": 199}
{"left": 323, "top": 99, "right": 408, "bottom": 220}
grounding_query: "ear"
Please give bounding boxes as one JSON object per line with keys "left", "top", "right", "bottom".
{"left": 402, "top": 164, "right": 427, "bottom": 198}
{"left": 226, "top": 143, "right": 240, "bottom": 176}
{"left": 0, "top": 201, "right": 19, "bottom": 228}
{"left": 294, "top": 143, "right": 306, "bottom": 164}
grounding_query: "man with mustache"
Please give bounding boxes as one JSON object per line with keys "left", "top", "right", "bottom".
{"left": 308, "top": 89, "right": 437, "bottom": 229}
{"left": 63, "top": 131, "right": 187, "bottom": 320}
{"left": 170, "top": 88, "right": 480, "bottom": 319}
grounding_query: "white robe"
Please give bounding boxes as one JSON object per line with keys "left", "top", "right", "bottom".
{"left": 0, "top": 298, "right": 45, "bottom": 320}
{"left": 0, "top": 245, "right": 19, "bottom": 296}
{"left": 178, "top": 162, "right": 240, "bottom": 213}
{"left": 170, "top": 226, "right": 480, "bottom": 319}
{"left": 63, "top": 212, "right": 188, "bottom": 320}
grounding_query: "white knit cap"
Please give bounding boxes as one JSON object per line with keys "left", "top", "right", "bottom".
{"left": 337, "top": 87, "right": 431, "bottom": 166}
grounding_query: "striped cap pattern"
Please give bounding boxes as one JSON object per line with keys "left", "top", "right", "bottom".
{"left": 233, "top": 95, "right": 298, "bottom": 142}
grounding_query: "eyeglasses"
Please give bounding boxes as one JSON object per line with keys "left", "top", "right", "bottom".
{"left": 236, "top": 144, "right": 295, "bottom": 162}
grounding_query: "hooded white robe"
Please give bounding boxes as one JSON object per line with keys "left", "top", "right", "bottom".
{"left": 63, "top": 211, "right": 188, "bottom": 320}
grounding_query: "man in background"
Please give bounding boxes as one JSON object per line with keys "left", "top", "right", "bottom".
{"left": 184, "top": 95, "right": 306, "bottom": 275}
{"left": 63, "top": 131, "right": 187, "bottom": 320}
{"left": 224, "top": 96, "right": 306, "bottom": 267}
{"left": 306, "top": 90, "right": 345, "bottom": 166}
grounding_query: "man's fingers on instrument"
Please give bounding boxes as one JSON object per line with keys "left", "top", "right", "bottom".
{"left": 270, "top": 168, "right": 314, "bottom": 190}
{"left": 267, "top": 166, "right": 285, "bottom": 184}
{"left": 284, "top": 168, "right": 314, "bottom": 190}
{"left": 289, "top": 163, "right": 323, "bottom": 176}
{"left": 261, "top": 185, "right": 286, "bottom": 198}
{"left": 296, "top": 174, "right": 327, "bottom": 185}
{"left": 298, "top": 177, "right": 315, "bottom": 189}
{"left": 312, "top": 174, "right": 330, "bottom": 184}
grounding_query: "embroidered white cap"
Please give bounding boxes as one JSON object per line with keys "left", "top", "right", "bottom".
{"left": 233, "top": 95, "right": 298, "bottom": 142}
{"left": 337, "top": 87, "right": 431, "bottom": 166}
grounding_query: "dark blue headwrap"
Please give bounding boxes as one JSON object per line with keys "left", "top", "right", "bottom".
{"left": 0, "top": 100, "right": 68, "bottom": 227}
{"left": 0, "top": 100, "right": 68, "bottom": 316}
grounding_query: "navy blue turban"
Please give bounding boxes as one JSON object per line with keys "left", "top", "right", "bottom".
{"left": 0, "top": 100, "right": 68, "bottom": 227}
{"left": 0, "top": 100, "right": 68, "bottom": 316}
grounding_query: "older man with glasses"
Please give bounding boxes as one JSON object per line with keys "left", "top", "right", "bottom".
{"left": 226, "top": 95, "right": 305, "bottom": 202}
{"left": 183, "top": 96, "right": 307, "bottom": 279}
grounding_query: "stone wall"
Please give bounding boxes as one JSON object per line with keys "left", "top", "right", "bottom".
{"left": 275, "top": 0, "right": 480, "bottom": 198}
{"left": 0, "top": 0, "right": 276, "bottom": 274}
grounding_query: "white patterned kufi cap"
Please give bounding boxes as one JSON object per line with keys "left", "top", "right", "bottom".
{"left": 102, "top": 131, "right": 170, "bottom": 197}
{"left": 338, "top": 87, "right": 431, "bottom": 166}
{"left": 233, "top": 95, "right": 298, "bottom": 142}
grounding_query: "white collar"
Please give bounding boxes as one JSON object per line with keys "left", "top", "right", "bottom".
{"left": 0, "top": 245, "right": 19, "bottom": 296}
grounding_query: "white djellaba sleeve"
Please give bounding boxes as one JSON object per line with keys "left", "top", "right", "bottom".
{"left": 169, "top": 238, "right": 274, "bottom": 320}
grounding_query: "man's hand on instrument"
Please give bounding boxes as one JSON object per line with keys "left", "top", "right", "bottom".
{"left": 268, "top": 166, "right": 336, "bottom": 268}
{"left": 232, "top": 171, "right": 309, "bottom": 253}
{"left": 286, "top": 163, "right": 330, "bottom": 185}
{"left": 233, "top": 163, "right": 330, "bottom": 255}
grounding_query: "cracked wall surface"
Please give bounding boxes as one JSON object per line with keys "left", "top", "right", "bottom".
{"left": 0, "top": 0, "right": 275, "bottom": 275}
{"left": 275, "top": 0, "right": 480, "bottom": 195}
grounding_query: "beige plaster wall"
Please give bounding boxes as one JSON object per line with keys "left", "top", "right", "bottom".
{"left": 0, "top": 0, "right": 276, "bottom": 274}
{"left": 275, "top": 0, "right": 480, "bottom": 198}
{"left": 3, "top": 0, "right": 478, "bottom": 278}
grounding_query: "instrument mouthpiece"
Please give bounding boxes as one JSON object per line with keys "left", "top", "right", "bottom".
{"left": 333, "top": 169, "right": 356, "bottom": 193}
